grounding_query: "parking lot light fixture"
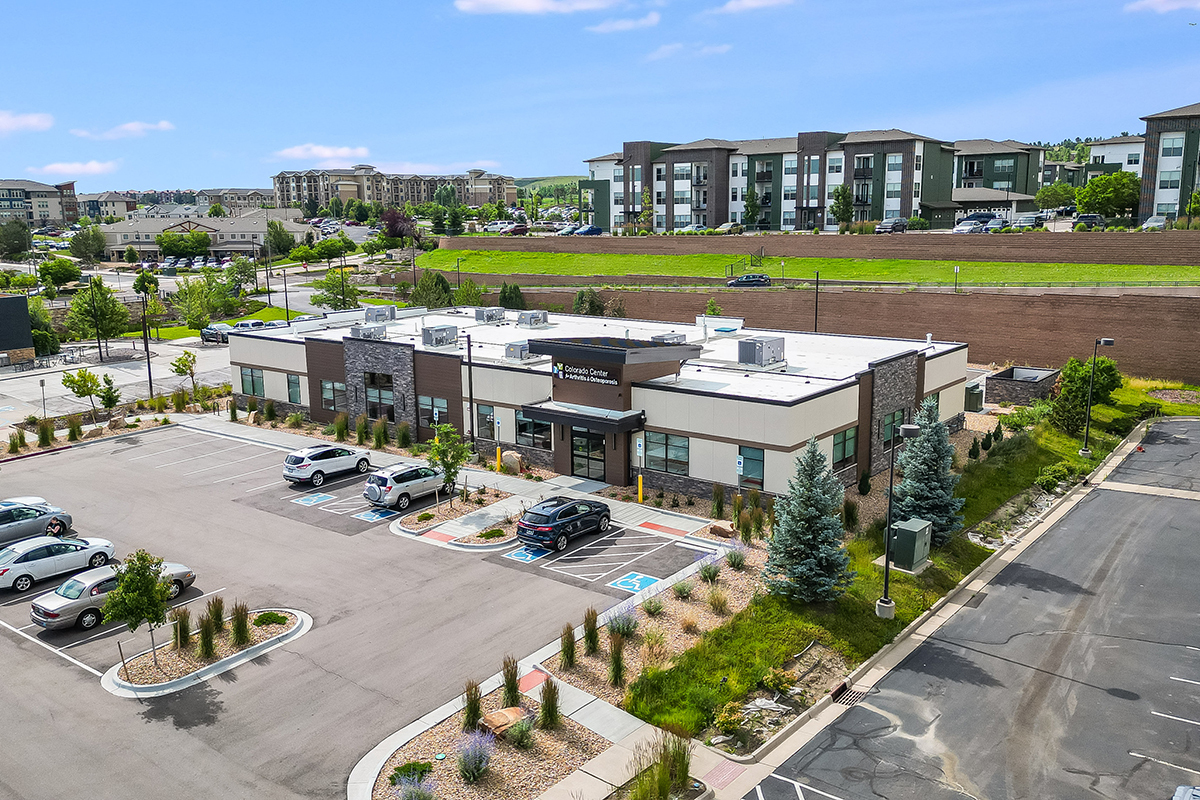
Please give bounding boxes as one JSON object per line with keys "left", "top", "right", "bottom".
{"left": 877, "top": 421, "right": 920, "bottom": 619}
{"left": 1079, "top": 337, "right": 1115, "bottom": 458}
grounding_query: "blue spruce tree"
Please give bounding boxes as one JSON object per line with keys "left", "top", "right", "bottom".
{"left": 892, "top": 397, "right": 964, "bottom": 547}
{"left": 763, "top": 438, "right": 854, "bottom": 603}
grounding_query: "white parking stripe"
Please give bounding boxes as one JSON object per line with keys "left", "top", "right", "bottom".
{"left": 128, "top": 438, "right": 211, "bottom": 460}
{"left": 184, "top": 449, "right": 274, "bottom": 475}
{"left": 1152, "top": 710, "right": 1200, "bottom": 727}
{"left": 1170, "top": 676, "right": 1200, "bottom": 686}
{"left": 767, "top": 773, "right": 850, "bottom": 800}
{"left": 1129, "top": 751, "right": 1200, "bottom": 777}
{"left": 173, "top": 586, "right": 226, "bottom": 609}
{"left": 155, "top": 443, "right": 246, "bottom": 468}
{"left": 221, "top": 465, "right": 283, "bottom": 483}
{"left": 246, "top": 479, "right": 286, "bottom": 493}
{"left": 0, "top": 619, "right": 102, "bottom": 677}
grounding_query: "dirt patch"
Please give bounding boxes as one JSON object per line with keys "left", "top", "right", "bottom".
{"left": 1150, "top": 389, "right": 1200, "bottom": 404}
{"left": 372, "top": 687, "right": 608, "bottom": 800}
{"left": 118, "top": 611, "right": 296, "bottom": 685}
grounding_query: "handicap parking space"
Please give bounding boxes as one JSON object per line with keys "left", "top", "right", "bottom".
{"left": 489, "top": 526, "right": 709, "bottom": 599}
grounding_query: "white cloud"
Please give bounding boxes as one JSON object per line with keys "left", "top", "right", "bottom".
{"left": 1124, "top": 0, "right": 1200, "bottom": 10}
{"left": 26, "top": 160, "right": 118, "bottom": 176}
{"left": 374, "top": 159, "right": 503, "bottom": 174}
{"left": 587, "top": 11, "right": 660, "bottom": 32}
{"left": 0, "top": 110, "right": 54, "bottom": 135}
{"left": 70, "top": 120, "right": 174, "bottom": 141}
{"left": 275, "top": 143, "right": 371, "bottom": 161}
{"left": 455, "top": 0, "right": 618, "bottom": 12}
{"left": 709, "top": 0, "right": 792, "bottom": 12}
{"left": 646, "top": 42, "right": 731, "bottom": 60}
{"left": 646, "top": 42, "right": 684, "bottom": 60}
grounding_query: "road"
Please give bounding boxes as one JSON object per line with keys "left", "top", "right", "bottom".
{"left": 743, "top": 419, "right": 1200, "bottom": 800}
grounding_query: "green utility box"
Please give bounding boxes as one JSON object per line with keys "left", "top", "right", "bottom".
{"left": 162, "top": 267, "right": 177, "bottom": 276}
{"left": 965, "top": 383, "right": 983, "bottom": 413}
{"left": 891, "top": 517, "right": 931, "bottom": 572}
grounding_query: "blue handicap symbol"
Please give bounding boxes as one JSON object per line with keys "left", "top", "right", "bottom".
{"left": 505, "top": 546, "right": 550, "bottom": 564}
{"left": 607, "top": 572, "right": 659, "bottom": 593}
{"left": 292, "top": 492, "right": 335, "bottom": 507}
{"left": 351, "top": 508, "right": 399, "bottom": 523}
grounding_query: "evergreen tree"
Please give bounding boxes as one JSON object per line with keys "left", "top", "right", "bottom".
{"left": 892, "top": 397, "right": 964, "bottom": 548}
{"left": 430, "top": 206, "right": 446, "bottom": 235}
{"left": 857, "top": 470, "right": 871, "bottom": 496}
{"left": 968, "top": 437, "right": 981, "bottom": 460}
{"left": 993, "top": 419, "right": 1003, "bottom": 443}
{"left": 763, "top": 438, "right": 853, "bottom": 603}
{"left": 1050, "top": 386, "right": 1087, "bottom": 437}
{"left": 498, "top": 282, "right": 527, "bottom": 310}
{"left": 409, "top": 270, "right": 453, "bottom": 309}
{"left": 573, "top": 288, "right": 604, "bottom": 316}
{"left": 981, "top": 431, "right": 993, "bottom": 451}
{"left": 447, "top": 206, "right": 465, "bottom": 236}
{"left": 452, "top": 278, "right": 483, "bottom": 306}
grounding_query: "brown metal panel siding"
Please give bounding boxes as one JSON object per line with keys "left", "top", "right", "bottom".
{"left": 414, "top": 351, "right": 464, "bottom": 441}
{"left": 553, "top": 362, "right": 626, "bottom": 410}
{"left": 915, "top": 353, "right": 926, "bottom": 409}
{"left": 606, "top": 431, "right": 630, "bottom": 486}
{"left": 553, "top": 424, "right": 570, "bottom": 474}
{"left": 857, "top": 370, "right": 873, "bottom": 478}
{"left": 305, "top": 338, "right": 347, "bottom": 425}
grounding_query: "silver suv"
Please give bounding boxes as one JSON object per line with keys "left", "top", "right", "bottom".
{"left": 363, "top": 464, "right": 451, "bottom": 510}
{"left": 31, "top": 562, "right": 196, "bottom": 631}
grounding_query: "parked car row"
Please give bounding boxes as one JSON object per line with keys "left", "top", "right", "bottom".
{"left": 200, "top": 318, "right": 281, "bottom": 343}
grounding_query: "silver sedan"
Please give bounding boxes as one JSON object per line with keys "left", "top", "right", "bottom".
{"left": 31, "top": 562, "right": 197, "bottom": 631}
{"left": 0, "top": 497, "right": 74, "bottom": 545}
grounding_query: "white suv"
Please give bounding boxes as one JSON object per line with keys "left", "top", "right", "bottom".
{"left": 283, "top": 445, "right": 372, "bottom": 487}
{"left": 363, "top": 464, "right": 451, "bottom": 510}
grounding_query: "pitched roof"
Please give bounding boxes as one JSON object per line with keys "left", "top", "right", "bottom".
{"left": 0, "top": 179, "right": 59, "bottom": 192}
{"left": 662, "top": 138, "right": 739, "bottom": 152}
{"left": 199, "top": 188, "right": 273, "bottom": 196}
{"left": 1089, "top": 134, "right": 1145, "bottom": 145}
{"left": 584, "top": 152, "right": 623, "bottom": 162}
{"left": 1141, "top": 101, "right": 1200, "bottom": 120}
{"left": 952, "top": 187, "right": 1035, "bottom": 202}
{"left": 840, "top": 128, "right": 943, "bottom": 144}
{"left": 733, "top": 137, "right": 800, "bottom": 155}
{"left": 953, "top": 138, "right": 1041, "bottom": 155}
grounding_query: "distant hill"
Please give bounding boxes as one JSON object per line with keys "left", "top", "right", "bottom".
{"left": 515, "top": 176, "right": 585, "bottom": 189}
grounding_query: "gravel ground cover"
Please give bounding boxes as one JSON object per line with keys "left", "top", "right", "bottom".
{"left": 1150, "top": 388, "right": 1200, "bottom": 404}
{"left": 118, "top": 611, "right": 296, "bottom": 685}
{"left": 457, "top": 520, "right": 520, "bottom": 546}
{"left": 1, "top": 417, "right": 172, "bottom": 464}
{"left": 371, "top": 687, "right": 608, "bottom": 800}
{"left": 400, "top": 488, "right": 513, "bottom": 530}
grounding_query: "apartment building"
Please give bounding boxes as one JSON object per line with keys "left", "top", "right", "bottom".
{"left": 581, "top": 129, "right": 958, "bottom": 231}
{"left": 272, "top": 165, "right": 517, "bottom": 210}
{"left": 197, "top": 188, "right": 275, "bottom": 212}
{"left": 1041, "top": 161, "right": 1084, "bottom": 188}
{"left": 228, "top": 306, "right": 967, "bottom": 495}
{"left": 952, "top": 140, "right": 1044, "bottom": 195}
{"left": 1086, "top": 135, "right": 1145, "bottom": 181}
{"left": 1138, "top": 102, "right": 1200, "bottom": 222}
{"left": 0, "top": 179, "right": 78, "bottom": 226}
{"left": 78, "top": 191, "right": 137, "bottom": 221}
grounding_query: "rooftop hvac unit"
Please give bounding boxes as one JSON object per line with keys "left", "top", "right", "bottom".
{"left": 518, "top": 310, "right": 548, "bottom": 328}
{"left": 738, "top": 336, "right": 785, "bottom": 367}
{"left": 651, "top": 332, "right": 686, "bottom": 344}
{"left": 475, "top": 307, "right": 505, "bottom": 323}
{"left": 422, "top": 325, "right": 458, "bottom": 347}
{"left": 364, "top": 305, "right": 396, "bottom": 323}
{"left": 349, "top": 324, "right": 387, "bottom": 340}
{"left": 505, "top": 341, "right": 530, "bottom": 360}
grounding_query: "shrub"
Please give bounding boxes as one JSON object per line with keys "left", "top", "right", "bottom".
{"left": 1035, "top": 460, "right": 1076, "bottom": 492}
{"left": 197, "top": 614, "right": 216, "bottom": 659}
{"left": 907, "top": 215, "right": 931, "bottom": 230}
{"left": 37, "top": 418, "right": 54, "bottom": 447}
{"left": 153, "top": 395, "right": 168, "bottom": 413}
{"left": 333, "top": 412, "right": 349, "bottom": 441}
{"left": 707, "top": 588, "right": 729, "bottom": 615}
{"left": 24, "top": 414, "right": 37, "bottom": 426}
{"left": 1075, "top": 222, "right": 1088, "bottom": 232}
{"left": 746, "top": 488, "right": 761, "bottom": 510}
{"left": 711, "top": 484, "right": 725, "bottom": 518}
{"left": 397, "top": 421, "right": 412, "bottom": 448}
{"left": 478, "top": 528, "right": 504, "bottom": 539}
{"left": 762, "top": 667, "right": 795, "bottom": 694}
{"left": 725, "top": 547, "right": 746, "bottom": 570}
{"left": 372, "top": 418, "right": 388, "bottom": 449}
{"left": 609, "top": 610, "right": 639, "bottom": 638}
{"left": 732, "top": 493, "right": 744, "bottom": 522}
{"left": 560, "top": 622, "right": 577, "bottom": 668}
{"left": 505, "top": 718, "right": 534, "bottom": 749}
{"left": 1136, "top": 401, "right": 1162, "bottom": 419}
{"left": 172, "top": 389, "right": 187, "bottom": 412}
{"left": 842, "top": 498, "right": 859, "bottom": 532}
{"left": 698, "top": 561, "right": 721, "bottom": 584}
{"left": 7, "top": 433, "right": 19, "bottom": 454}
{"left": 417, "top": 512, "right": 435, "bottom": 522}
{"left": 539, "top": 676, "right": 561, "bottom": 729}
{"left": 462, "top": 679, "right": 483, "bottom": 730}
{"left": 66, "top": 415, "right": 83, "bottom": 442}
{"left": 388, "top": 761, "right": 433, "bottom": 786}
{"left": 502, "top": 654, "right": 521, "bottom": 708}
{"left": 642, "top": 597, "right": 665, "bottom": 617}
{"left": 230, "top": 601, "right": 251, "bottom": 647}
{"left": 247, "top": 397, "right": 258, "bottom": 413}
{"left": 394, "top": 777, "right": 436, "bottom": 800}
{"left": 160, "top": 415, "right": 170, "bottom": 425}
{"left": 858, "top": 470, "right": 871, "bottom": 495}
{"left": 457, "top": 731, "right": 494, "bottom": 784}
{"left": 229, "top": 403, "right": 238, "bottom": 421}
{"left": 206, "top": 596, "right": 225, "bottom": 631}
{"left": 968, "top": 437, "right": 981, "bottom": 460}
{"left": 583, "top": 606, "right": 600, "bottom": 655}
{"left": 253, "top": 611, "right": 288, "bottom": 626}
{"left": 981, "top": 431, "right": 993, "bottom": 451}
{"left": 170, "top": 606, "right": 192, "bottom": 650}
{"left": 286, "top": 412, "right": 304, "bottom": 428}
{"left": 680, "top": 611, "right": 699, "bottom": 634}
{"left": 609, "top": 632, "right": 627, "bottom": 686}
{"left": 641, "top": 625, "right": 670, "bottom": 670}
{"left": 672, "top": 580, "right": 694, "bottom": 600}
{"left": 355, "top": 414, "right": 368, "bottom": 445}
{"left": 264, "top": 400, "right": 276, "bottom": 421}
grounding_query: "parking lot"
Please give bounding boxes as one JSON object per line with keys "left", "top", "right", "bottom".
{"left": 0, "top": 422, "right": 662, "bottom": 800}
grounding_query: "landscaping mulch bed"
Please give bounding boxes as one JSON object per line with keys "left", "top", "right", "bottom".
{"left": 457, "top": 519, "right": 520, "bottom": 546}
{"left": 400, "top": 488, "right": 513, "bottom": 530}
{"left": 1150, "top": 388, "right": 1200, "bottom": 404}
{"left": 371, "top": 688, "right": 608, "bottom": 800}
{"left": 1, "top": 417, "right": 172, "bottom": 463}
{"left": 543, "top": 543, "right": 769, "bottom": 709}
{"left": 117, "top": 611, "right": 296, "bottom": 685}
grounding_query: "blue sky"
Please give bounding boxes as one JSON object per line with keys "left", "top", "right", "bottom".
{"left": 3, "top": 0, "right": 1198, "bottom": 191}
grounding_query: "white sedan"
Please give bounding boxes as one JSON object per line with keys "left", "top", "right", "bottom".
{"left": 0, "top": 535, "right": 116, "bottom": 593}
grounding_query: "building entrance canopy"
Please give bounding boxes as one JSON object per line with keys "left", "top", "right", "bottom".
{"left": 522, "top": 400, "right": 645, "bottom": 434}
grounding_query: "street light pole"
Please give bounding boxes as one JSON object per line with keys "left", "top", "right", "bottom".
{"left": 877, "top": 420, "right": 921, "bottom": 619}
{"left": 141, "top": 286, "right": 153, "bottom": 397}
{"left": 89, "top": 276, "right": 104, "bottom": 363}
{"left": 1079, "top": 337, "right": 1115, "bottom": 458}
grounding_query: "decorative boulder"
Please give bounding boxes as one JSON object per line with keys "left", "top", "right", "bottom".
{"left": 710, "top": 521, "right": 736, "bottom": 539}
{"left": 479, "top": 707, "right": 531, "bottom": 735}
{"left": 84, "top": 428, "right": 104, "bottom": 439}
{"left": 107, "top": 415, "right": 125, "bottom": 431}
{"left": 501, "top": 450, "right": 524, "bottom": 473}
{"left": 249, "top": 411, "right": 262, "bottom": 425}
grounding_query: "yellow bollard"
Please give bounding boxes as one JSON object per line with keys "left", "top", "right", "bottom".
{"left": 496, "top": 446, "right": 502, "bottom": 472}
{"left": 638, "top": 475, "right": 643, "bottom": 504}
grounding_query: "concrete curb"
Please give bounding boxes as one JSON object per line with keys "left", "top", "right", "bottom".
{"left": 100, "top": 609, "right": 312, "bottom": 699}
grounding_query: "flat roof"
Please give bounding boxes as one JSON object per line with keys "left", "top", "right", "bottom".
{"left": 242, "top": 307, "right": 965, "bottom": 405}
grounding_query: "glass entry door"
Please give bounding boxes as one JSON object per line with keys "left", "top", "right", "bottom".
{"left": 571, "top": 428, "right": 606, "bottom": 481}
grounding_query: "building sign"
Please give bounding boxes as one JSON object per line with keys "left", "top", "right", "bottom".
{"left": 553, "top": 362, "right": 618, "bottom": 386}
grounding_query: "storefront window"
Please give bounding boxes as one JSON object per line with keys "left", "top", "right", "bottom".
{"left": 882, "top": 409, "right": 905, "bottom": 447}
{"left": 477, "top": 404, "right": 495, "bottom": 440}
{"left": 645, "top": 432, "right": 688, "bottom": 475}
{"left": 516, "top": 411, "right": 551, "bottom": 450}
{"left": 321, "top": 380, "right": 346, "bottom": 412}
{"left": 365, "top": 373, "right": 394, "bottom": 421}
{"left": 287, "top": 374, "right": 301, "bottom": 404}
{"left": 240, "top": 367, "right": 263, "bottom": 398}
{"left": 738, "top": 446, "right": 764, "bottom": 490}
{"left": 418, "top": 395, "right": 448, "bottom": 428}
{"left": 832, "top": 427, "right": 857, "bottom": 469}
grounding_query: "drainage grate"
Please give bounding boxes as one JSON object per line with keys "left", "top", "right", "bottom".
{"left": 836, "top": 689, "right": 868, "bottom": 706}
{"left": 963, "top": 591, "right": 987, "bottom": 609}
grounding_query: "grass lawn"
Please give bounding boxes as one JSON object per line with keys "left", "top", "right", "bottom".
{"left": 360, "top": 297, "right": 406, "bottom": 306}
{"left": 122, "top": 306, "right": 302, "bottom": 340}
{"left": 418, "top": 249, "right": 1195, "bottom": 284}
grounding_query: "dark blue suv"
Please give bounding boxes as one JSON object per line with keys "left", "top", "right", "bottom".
{"left": 516, "top": 497, "right": 611, "bottom": 551}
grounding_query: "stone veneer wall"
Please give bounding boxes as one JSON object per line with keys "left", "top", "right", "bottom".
{"left": 3, "top": 347, "right": 35, "bottom": 365}
{"left": 343, "top": 337, "right": 417, "bottom": 433}
{"left": 986, "top": 372, "right": 1059, "bottom": 406}
{"left": 869, "top": 353, "right": 920, "bottom": 472}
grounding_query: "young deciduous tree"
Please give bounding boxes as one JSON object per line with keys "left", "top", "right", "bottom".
{"left": 0, "top": 218, "right": 32, "bottom": 257}
{"left": 133, "top": 269, "right": 159, "bottom": 297}
{"left": 741, "top": 185, "right": 760, "bottom": 230}
{"left": 207, "top": 203, "right": 226, "bottom": 217}
{"left": 68, "top": 226, "right": 106, "bottom": 265}
{"left": 171, "top": 276, "right": 212, "bottom": 331}
{"left": 1076, "top": 171, "right": 1140, "bottom": 217}
{"left": 892, "top": 397, "right": 965, "bottom": 548}
{"left": 308, "top": 268, "right": 361, "bottom": 310}
{"left": 328, "top": 197, "right": 344, "bottom": 219}
{"left": 65, "top": 277, "right": 130, "bottom": 357}
{"left": 704, "top": 297, "right": 723, "bottom": 316}
{"left": 762, "top": 437, "right": 854, "bottom": 603}
{"left": 124, "top": 245, "right": 139, "bottom": 264}
{"left": 302, "top": 197, "right": 320, "bottom": 218}
{"left": 266, "top": 220, "right": 296, "bottom": 256}
{"left": 171, "top": 350, "right": 199, "bottom": 395}
{"left": 830, "top": 184, "right": 854, "bottom": 230}
{"left": 38, "top": 258, "right": 81, "bottom": 288}
{"left": 102, "top": 549, "right": 173, "bottom": 670}
{"left": 1035, "top": 181, "right": 1076, "bottom": 210}
{"left": 427, "top": 423, "right": 470, "bottom": 508}
{"left": 61, "top": 367, "right": 102, "bottom": 424}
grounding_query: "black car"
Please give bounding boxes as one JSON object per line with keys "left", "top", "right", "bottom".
{"left": 726, "top": 273, "right": 772, "bottom": 288}
{"left": 200, "top": 322, "right": 234, "bottom": 343}
{"left": 516, "top": 496, "right": 611, "bottom": 551}
{"left": 874, "top": 218, "right": 908, "bottom": 234}
{"left": 1076, "top": 214, "right": 1105, "bottom": 230}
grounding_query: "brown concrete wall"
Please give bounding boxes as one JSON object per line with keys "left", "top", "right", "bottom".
{"left": 499, "top": 287, "right": 1200, "bottom": 385}
{"left": 439, "top": 230, "right": 1200, "bottom": 266}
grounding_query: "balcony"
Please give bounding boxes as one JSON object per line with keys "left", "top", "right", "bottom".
{"left": 692, "top": 175, "right": 709, "bottom": 186}
{"left": 853, "top": 195, "right": 872, "bottom": 206}
{"left": 964, "top": 168, "right": 983, "bottom": 179}
{"left": 691, "top": 197, "right": 707, "bottom": 210}
{"left": 853, "top": 167, "right": 873, "bottom": 180}
{"left": 755, "top": 171, "right": 774, "bottom": 183}
{"left": 761, "top": 195, "right": 773, "bottom": 207}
